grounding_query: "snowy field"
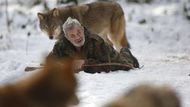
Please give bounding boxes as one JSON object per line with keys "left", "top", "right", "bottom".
{"left": 0, "top": 0, "right": 190, "bottom": 107}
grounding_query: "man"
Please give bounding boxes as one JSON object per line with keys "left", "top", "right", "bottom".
{"left": 48, "top": 17, "right": 139, "bottom": 73}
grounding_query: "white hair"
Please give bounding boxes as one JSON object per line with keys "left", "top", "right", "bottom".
{"left": 62, "top": 17, "right": 81, "bottom": 35}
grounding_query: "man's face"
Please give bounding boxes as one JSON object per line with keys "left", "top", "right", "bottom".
{"left": 66, "top": 26, "right": 85, "bottom": 47}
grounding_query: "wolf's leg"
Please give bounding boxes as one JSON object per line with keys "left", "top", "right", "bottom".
{"left": 109, "top": 15, "right": 130, "bottom": 52}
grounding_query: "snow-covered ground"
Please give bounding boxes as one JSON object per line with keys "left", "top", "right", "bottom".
{"left": 0, "top": 0, "right": 190, "bottom": 107}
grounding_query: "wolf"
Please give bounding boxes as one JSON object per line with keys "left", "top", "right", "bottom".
{"left": 0, "top": 57, "right": 79, "bottom": 107}
{"left": 105, "top": 84, "right": 181, "bottom": 107}
{"left": 37, "top": 1, "right": 130, "bottom": 51}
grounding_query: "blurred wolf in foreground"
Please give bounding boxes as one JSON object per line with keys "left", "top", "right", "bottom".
{"left": 37, "top": 2, "right": 130, "bottom": 51}
{"left": 105, "top": 84, "right": 181, "bottom": 107}
{"left": 0, "top": 58, "right": 79, "bottom": 107}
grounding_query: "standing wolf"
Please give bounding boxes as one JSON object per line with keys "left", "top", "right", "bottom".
{"left": 37, "top": 2, "right": 130, "bottom": 51}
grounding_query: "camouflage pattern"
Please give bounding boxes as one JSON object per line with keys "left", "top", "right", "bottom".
{"left": 48, "top": 28, "right": 137, "bottom": 72}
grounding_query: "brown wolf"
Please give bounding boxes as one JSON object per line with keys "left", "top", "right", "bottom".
{"left": 0, "top": 57, "right": 79, "bottom": 107}
{"left": 37, "top": 1, "right": 130, "bottom": 51}
{"left": 105, "top": 84, "right": 181, "bottom": 107}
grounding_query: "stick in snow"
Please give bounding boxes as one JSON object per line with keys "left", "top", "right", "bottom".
{"left": 25, "top": 63, "right": 134, "bottom": 73}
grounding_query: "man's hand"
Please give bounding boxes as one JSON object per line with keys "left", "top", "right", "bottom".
{"left": 73, "top": 59, "right": 85, "bottom": 70}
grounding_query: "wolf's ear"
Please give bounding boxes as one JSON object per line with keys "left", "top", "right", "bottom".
{"left": 52, "top": 8, "right": 60, "bottom": 17}
{"left": 37, "top": 13, "right": 44, "bottom": 20}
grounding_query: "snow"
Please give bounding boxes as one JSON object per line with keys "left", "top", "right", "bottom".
{"left": 0, "top": 0, "right": 190, "bottom": 107}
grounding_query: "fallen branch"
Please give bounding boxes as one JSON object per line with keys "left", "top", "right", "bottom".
{"left": 25, "top": 63, "right": 133, "bottom": 73}
{"left": 24, "top": 66, "right": 43, "bottom": 72}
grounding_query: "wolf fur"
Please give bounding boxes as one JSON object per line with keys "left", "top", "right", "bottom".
{"left": 0, "top": 58, "right": 78, "bottom": 107}
{"left": 105, "top": 84, "right": 181, "bottom": 107}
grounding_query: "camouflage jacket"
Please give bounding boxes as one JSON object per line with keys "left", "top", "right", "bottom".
{"left": 48, "top": 28, "right": 135, "bottom": 72}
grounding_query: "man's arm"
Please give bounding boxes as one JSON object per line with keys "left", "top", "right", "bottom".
{"left": 94, "top": 39, "right": 132, "bottom": 65}
{"left": 85, "top": 34, "right": 133, "bottom": 65}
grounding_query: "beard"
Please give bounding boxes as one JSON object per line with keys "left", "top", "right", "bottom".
{"left": 72, "top": 37, "right": 85, "bottom": 47}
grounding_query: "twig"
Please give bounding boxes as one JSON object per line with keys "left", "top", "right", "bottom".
{"left": 5, "top": 0, "right": 10, "bottom": 32}
{"left": 25, "top": 66, "right": 43, "bottom": 72}
{"left": 26, "top": 32, "right": 31, "bottom": 55}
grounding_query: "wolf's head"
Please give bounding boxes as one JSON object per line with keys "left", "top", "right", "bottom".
{"left": 38, "top": 8, "right": 63, "bottom": 39}
{"left": 17, "top": 57, "right": 79, "bottom": 107}
{"left": 104, "top": 84, "right": 180, "bottom": 107}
